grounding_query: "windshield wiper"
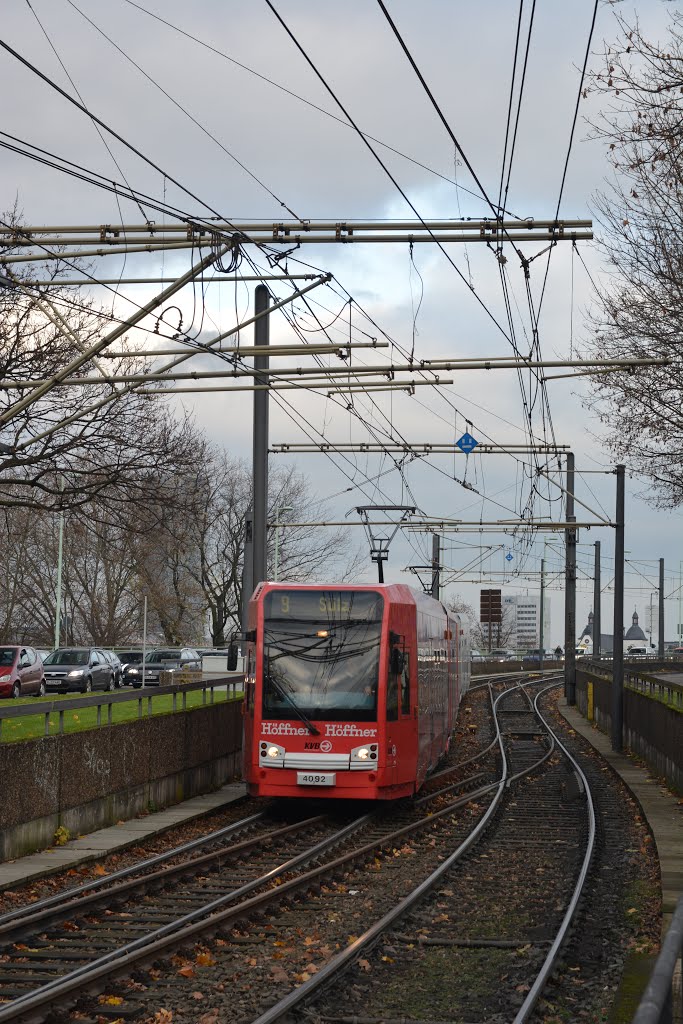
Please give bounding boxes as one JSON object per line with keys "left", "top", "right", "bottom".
{"left": 266, "top": 673, "right": 320, "bottom": 736}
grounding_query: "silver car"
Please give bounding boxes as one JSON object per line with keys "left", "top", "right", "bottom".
{"left": 128, "top": 647, "right": 201, "bottom": 688}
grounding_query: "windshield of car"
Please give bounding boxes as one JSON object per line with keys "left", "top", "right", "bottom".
{"left": 262, "top": 590, "right": 383, "bottom": 723}
{"left": 0, "top": 647, "right": 17, "bottom": 666}
{"left": 44, "top": 649, "right": 89, "bottom": 666}
{"left": 145, "top": 650, "right": 181, "bottom": 664}
{"left": 120, "top": 652, "right": 143, "bottom": 664}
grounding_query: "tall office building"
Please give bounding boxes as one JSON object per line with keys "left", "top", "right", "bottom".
{"left": 503, "top": 594, "right": 551, "bottom": 650}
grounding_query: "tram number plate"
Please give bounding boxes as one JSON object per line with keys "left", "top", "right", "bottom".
{"left": 297, "top": 772, "right": 336, "bottom": 787}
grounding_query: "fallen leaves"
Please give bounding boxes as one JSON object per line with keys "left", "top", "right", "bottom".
{"left": 195, "top": 952, "right": 215, "bottom": 967}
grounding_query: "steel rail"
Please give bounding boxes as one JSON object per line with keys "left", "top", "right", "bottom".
{"left": 0, "top": 813, "right": 375, "bottom": 1023}
{"left": 0, "top": 708, "right": 525, "bottom": 1024}
{"left": 0, "top": 677, "right": 577, "bottom": 1024}
{"left": 0, "top": 808, "right": 263, "bottom": 929}
{"left": 248, "top": 677, "right": 583, "bottom": 1024}
{"left": 0, "top": 765, "right": 509, "bottom": 1024}
{"left": 0, "top": 814, "right": 321, "bottom": 943}
{"left": 511, "top": 683, "right": 597, "bottom": 1023}
{"left": 247, "top": 685, "right": 514, "bottom": 1024}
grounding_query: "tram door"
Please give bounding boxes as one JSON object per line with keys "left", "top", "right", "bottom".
{"left": 386, "top": 628, "right": 416, "bottom": 790}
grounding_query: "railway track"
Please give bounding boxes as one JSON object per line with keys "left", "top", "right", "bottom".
{"left": 0, "top": 682, "right": 514, "bottom": 1024}
{"left": 0, "top": 673, "right": 597, "bottom": 1023}
{"left": 240, "top": 677, "right": 595, "bottom": 1024}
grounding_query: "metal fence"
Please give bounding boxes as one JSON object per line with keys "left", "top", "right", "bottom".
{"left": 583, "top": 660, "right": 683, "bottom": 710}
{"left": 0, "top": 674, "right": 245, "bottom": 742}
{"left": 633, "top": 894, "right": 683, "bottom": 1024}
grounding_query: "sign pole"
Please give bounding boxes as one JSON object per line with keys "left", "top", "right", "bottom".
{"left": 564, "top": 453, "right": 577, "bottom": 704}
{"left": 611, "top": 465, "right": 626, "bottom": 752}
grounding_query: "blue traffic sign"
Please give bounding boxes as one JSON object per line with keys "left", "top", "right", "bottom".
{"left": 455, "top": 431, "right": 478, "bottom": 454}
{"left": 505, "top": 553, "right": 513, "bottom": 562}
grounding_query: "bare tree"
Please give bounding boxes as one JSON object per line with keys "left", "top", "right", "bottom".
{"left": 447, "top": 593, "right": 514, "bottom": 651}
{"left": 583, "top": 13, "right": 683, "bottom": 506}
{"left": 0, "top": 507, "right": 37, "bottom": 642}
{"left": 0, "top": 251, "right": 202, "bottom": 515}
{"left": 183, "top": 455, "right": 366, "bottom": 647}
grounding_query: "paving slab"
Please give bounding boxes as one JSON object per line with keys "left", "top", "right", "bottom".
{"left": 0, "top": 781, "right": 247, "bottom": 891}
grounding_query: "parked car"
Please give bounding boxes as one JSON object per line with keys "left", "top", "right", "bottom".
{"left": 43, "top": 647, "right": 116, "bottom": 693}
{"left": 102, "top": 650, "right": 123, "bottom": 687}
{"left": 117, "top": 650, "right": 144, "bottom": 686}
{"left": 471, "top": 650, "right": 486, "bottom": 662}
{"left": 522, "top": 649, "right": 556, "bottom": 664}
{"left": 128, "top": 647, "right": 201, "bottom": 688}
{"left": 489, "top": 648, "right": 515, "bottom": 662}
{"left": 0, "top": 645, "right": 46, "bottom": 699}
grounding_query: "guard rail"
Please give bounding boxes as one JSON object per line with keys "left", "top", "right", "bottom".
{"left": 582, "top": 661, "right": 683, "bottom": 710}
{"left": 632, "top": 894, "right": 683, "bottom": 1024}
{"left": 0, "top": 674, "right": 245, "bottom": 742}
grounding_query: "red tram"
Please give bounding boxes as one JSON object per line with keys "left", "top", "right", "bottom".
{"left": 243, "top": 582, "right": 470, "bottom": 800}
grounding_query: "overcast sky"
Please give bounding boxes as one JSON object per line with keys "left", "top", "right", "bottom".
{"left": 2, "top": 0, "right": 681, "bottom": 646}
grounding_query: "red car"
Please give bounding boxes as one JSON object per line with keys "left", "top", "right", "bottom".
{"left": 0, "top": 646, "right": 46, "bottom": 699}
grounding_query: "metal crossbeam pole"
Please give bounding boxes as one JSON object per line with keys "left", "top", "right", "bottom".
{"left": 11, "top": 275, "right": 331, "bottom": 453}
{"left": 25, "top": 274, "right": 321, "bottom": 286}
{"left": 271, "top": 443, "right": 570, "bottom": 454}
{"left": 270, "top": 520, "right": 612, "bottom": 530}
{"left": 0, "top": 244, "right": 228, "bottom": 427}
{"left": 3, "top": 357, "right": 667, "bottom": 390}
{"left": 101, "top": 342, "right": 389, "bottom": 359}
{"left": 0, "top": 218, "right": 594, "bottom": 249}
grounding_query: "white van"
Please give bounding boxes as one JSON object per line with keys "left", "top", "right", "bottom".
{"left": 626, "top": 646, "right": 648, "bottom": 657}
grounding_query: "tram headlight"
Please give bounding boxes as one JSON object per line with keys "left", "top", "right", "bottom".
{"left": 259, "top": 741, "right": 285, "bottom": 766}
{"left": 350, "top": 742, "right": 378, "bottom": 769}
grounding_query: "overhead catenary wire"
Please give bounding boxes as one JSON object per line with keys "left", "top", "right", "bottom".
{"left": 263, "top": 0, "right": 516, "bottom": 348}
{"left": 0, "top": 8, "right": 593, "bottom": 569}
{"left": 63, "top": 0, "right": 302, "bottom": 221}
{"left": 119, "top": 0, "right": 525, "bottom": 217}
{"left": 370, "top": 0, "right": 570, "bottom": 528}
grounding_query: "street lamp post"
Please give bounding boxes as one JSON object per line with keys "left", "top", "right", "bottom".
{"left": 273, "top": 506, "right": 293, "bottom": 582}
{"left": 54, "top": 476, "right": 65, "bottom": 649}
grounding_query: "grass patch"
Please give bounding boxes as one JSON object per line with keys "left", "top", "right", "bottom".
{"left": 607, "top": 951, "right": 657, "bottom": 1024}
{"left": 371, "top": 945, "right": 511, "bottom": 1019}
{"left": 0, "top": 687, "right": 243, "bottom": 743}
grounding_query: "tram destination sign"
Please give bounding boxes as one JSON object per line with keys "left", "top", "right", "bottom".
{"left": 480, "top": 588, "right": 502, "bottom": 624}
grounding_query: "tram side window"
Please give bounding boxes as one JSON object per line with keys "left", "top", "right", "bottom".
{"left": 401, "top": 652, "right": 410, "bottom": 715}
{"left": 387, "top": 666, "right": 398, "bottom": 721}
{"left": 388, "top": 641, "right": 406, "bottom": 721}
{"left": 246, "top": 648, "right": 255, "bottom": 710}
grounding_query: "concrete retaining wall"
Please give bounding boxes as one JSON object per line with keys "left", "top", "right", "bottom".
{"left": 576, "top": 669, "right": 682, "bottom": 794}
{"left": 0, "top": 701, "right": 243, "bottom": 861}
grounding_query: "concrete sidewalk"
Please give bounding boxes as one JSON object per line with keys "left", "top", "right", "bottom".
{"left": 558, "top": 699, "right": 683, "bottom": 925}
{"left": 0, "top": 782, "right": 247, "bottom": 890}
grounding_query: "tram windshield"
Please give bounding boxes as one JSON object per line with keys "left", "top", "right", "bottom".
{"left": 262, "top": 590, "right": 383, "bottom": 722}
